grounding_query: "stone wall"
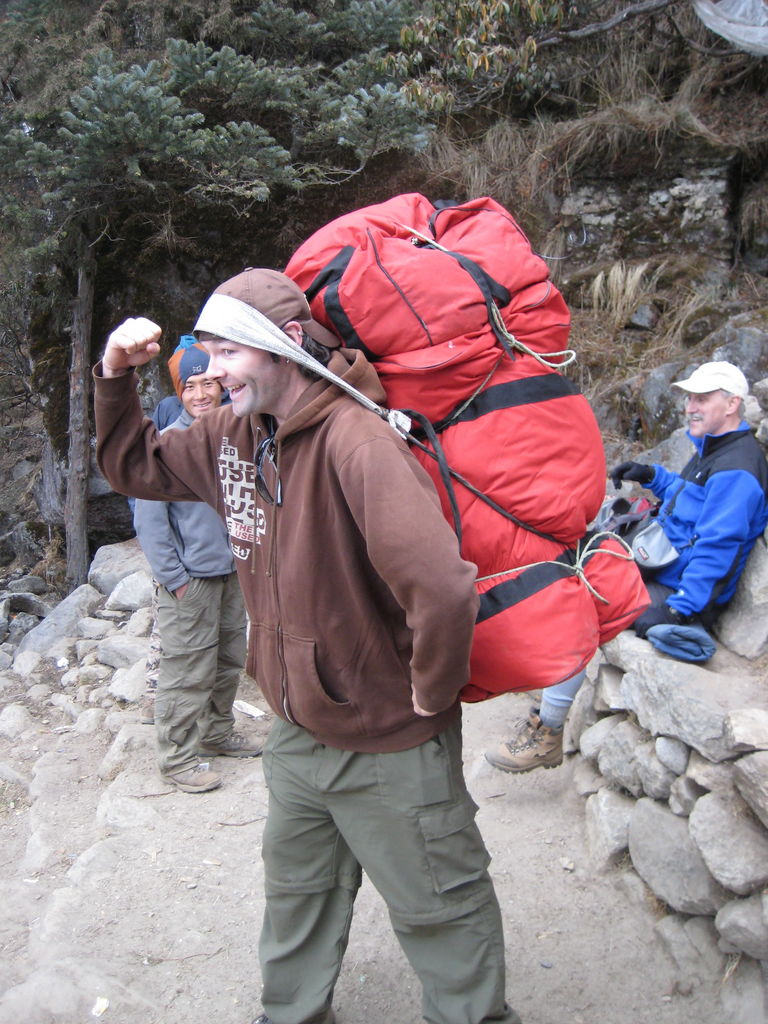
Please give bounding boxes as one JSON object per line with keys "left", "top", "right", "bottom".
{"left": 566, "top": 631, "right": 768, "bottom": 1020}
{"left": 560, "top": 330, "right": 768, "bottom": 1021}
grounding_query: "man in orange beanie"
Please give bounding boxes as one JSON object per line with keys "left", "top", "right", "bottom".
{"left": 133, "top": 343, "right": 258, "bottom": 793}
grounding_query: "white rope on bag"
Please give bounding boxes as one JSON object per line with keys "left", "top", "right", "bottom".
{"left": 588, "top": 530, "right": 634, "bottom": 559}
{"left": 489, "top": 303, "right": 577, "bottom": 370}
{"left": 575, "top": 532, "right": 636, "bottom": 603}
{"left": 397, "top": 225, "right": 577, "bottom": 370}
{"left": 475, "top": 531, "right": 635, "bottom": 605}
{"left": 193, "top": 293, "right": 412, "bottom": 439}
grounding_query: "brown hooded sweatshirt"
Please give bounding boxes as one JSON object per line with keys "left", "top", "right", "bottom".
{"left": 94, "top": 348, "right": 479, "bottom": 753}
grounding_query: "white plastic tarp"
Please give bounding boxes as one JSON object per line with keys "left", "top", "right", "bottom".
{"left": 693, "top": 0, "right": 768, "bottom": 55}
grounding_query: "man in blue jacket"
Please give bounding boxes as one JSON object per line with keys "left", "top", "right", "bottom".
{"left": 486, "top": 360, "right": 768, "bottom": 777}
{"left": 134, "top": 344, "right": 258, "bottom": 792}
{"left": 611, "top": 360, "right": 768, "bottom": 637}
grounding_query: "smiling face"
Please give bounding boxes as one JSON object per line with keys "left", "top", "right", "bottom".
{"left": 200, "top": 325, "right": 308, "bottom": 423}
{"left": 180, "top": 371, "right": 223, "bottom": 419}
{"left": 684, "top": 389, "right": 741, "bottom": 438}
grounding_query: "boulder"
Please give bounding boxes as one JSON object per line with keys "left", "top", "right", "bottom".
{"left": 104, "top": 570, "right": 153, "bottom": 612}
{"left": 596, "top": 719, "right": 647, "bottom": 796}
{"left": 628, "top": 798, "right": 728, "bottom": 914}
{"left": 585, "top": 788, "right": 634, "bottom": 871}
{"left": 714, "top": 893, "right": 768, "bottom": 960}
{"left": 620, "top": 658, "right": 765, "bottom": 762}
{"left": 688, "top": 791, "right": 768, "bottom": 896}
{"left": 716, "top": 534, "right": 768, "bottom": 658}
{"left": 87, "top": 539, "right": 150, "bottom": 596}
{"left": 733, "top": 751, "right": 768, "bottom": 829}
{"left": 14, "top": 585, "right": 103, "bottom": 657}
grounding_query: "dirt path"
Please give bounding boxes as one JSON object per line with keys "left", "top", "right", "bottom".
{"left": 0, "top": 683, "right": 725, "bottom": 1024}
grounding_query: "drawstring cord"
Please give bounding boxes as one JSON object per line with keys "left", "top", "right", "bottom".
{"left": 488, "top": 302, "right": 576, "bottom": 369}
{"left": 396, "top": 225, "right": 577, "bottom": 370}
{"left": 475, "top": 531, "right": 635, "bottom": 605}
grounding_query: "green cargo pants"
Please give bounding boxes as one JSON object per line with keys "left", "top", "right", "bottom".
{"left": 259, "top": 717, "right": 521, "bottom": 1024}
{"left": 154, "top": 572, "right": 247, "bottom": 774}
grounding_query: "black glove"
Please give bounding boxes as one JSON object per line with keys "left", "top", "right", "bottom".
{"left": 633, "top": 603, "right": 691, "bottom": 639}
{"left": 610, "top": 460, "right": 654, "bottom": 490}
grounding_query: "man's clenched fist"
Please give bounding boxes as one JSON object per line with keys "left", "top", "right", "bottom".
{"left": 102, "top": 317, "right": 163, "bottom": 377}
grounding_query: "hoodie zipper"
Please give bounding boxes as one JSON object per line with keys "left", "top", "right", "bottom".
{"left": 248, "top": 426, "right": 294, "bottom": 724}
{"left": 269, "top": 438, "right": 294, "bottom": 724}
{"left": 270, "top": 436, "right": 294, "bottom": 724}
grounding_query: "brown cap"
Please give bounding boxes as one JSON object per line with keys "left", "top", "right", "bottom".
{"left": 213, "top": 268, "right": 340, "bottom": 348}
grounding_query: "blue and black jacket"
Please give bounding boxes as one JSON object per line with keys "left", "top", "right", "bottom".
{"left": 648, "top": 423, "right": 768, "bottom": 616}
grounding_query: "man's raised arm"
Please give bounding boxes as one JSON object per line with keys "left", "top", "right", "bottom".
{"left": 95, "top": 318, "right": 213, "bottom": 506}
{"left": 101, "top": 317, "right": 162, "bottom": 377}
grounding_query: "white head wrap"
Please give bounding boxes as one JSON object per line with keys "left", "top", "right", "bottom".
{"left": 194, "top": 293, "right": 411, "bottom": 436}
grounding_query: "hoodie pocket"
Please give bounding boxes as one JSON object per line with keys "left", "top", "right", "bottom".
{"left": 250, "top": 623, "right": 362, "bottom": 730}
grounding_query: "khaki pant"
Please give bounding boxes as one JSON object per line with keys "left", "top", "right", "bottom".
{"left": 154, "top": 573, "right": 247, "bottom": 774}
{"left": 259, "top": 717, "right": 520, "bottom": 1024}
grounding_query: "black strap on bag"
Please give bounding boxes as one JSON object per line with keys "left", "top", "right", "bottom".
{"left": 304, "top": 226, "right": 514, "bottom": 358}
{"left": 404, "top": 410, "right": 464, "bottom": 549}
{"left": 301, "top": 212, "right": 574, "bottom": 550}
{"left": 659, "top": 480, "right": 686, "bottom": 522}
{"left": 403, "top": 409, "right": 561, "bottom": 552}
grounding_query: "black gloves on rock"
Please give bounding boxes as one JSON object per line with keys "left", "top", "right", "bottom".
{"left": 633, "top": 604, "right": 692, "bottom": 639}
{"left": 610, "top": 460, "right": 654, "bottom": 490}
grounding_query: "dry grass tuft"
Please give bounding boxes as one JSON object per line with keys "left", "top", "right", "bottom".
{"left": 587, "top": 260, "right": 666, "bottom": 334}
{"left": 421, "top": 95, "right": 725, "bottom": 246}
{"left": 422, "top": 121, "right": 543, "bottom": 212}
{"left": 29, "top": 530, "right": 68, "bottom": 596}
{"left": 657, "top": 282, "right": 723, "bottom": 350}
{"left": 565, "top": 303, "right": 683, "bottom": 409}
{"left": 542, "top": 100, "right": 721, "bottom": 184}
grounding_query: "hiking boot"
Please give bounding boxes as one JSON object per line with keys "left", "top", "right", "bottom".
{"left": 161, "top": 763, "right": 222, "bottom": 793}
{"left": 485, "top": 707, "right": 563, "bottom": 774}
{"left": 251, "top": 1009, "right": 335, "bottom": 1024}
{"left": 139, "top": 694, "right": 155, "bottom": 725}
{"left": 199, "top": 730, "right": 263, "bottom": 758}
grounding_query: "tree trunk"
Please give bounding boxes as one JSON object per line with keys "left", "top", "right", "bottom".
{"left": 65, "top": 251, "right": 96, "bottom": 589}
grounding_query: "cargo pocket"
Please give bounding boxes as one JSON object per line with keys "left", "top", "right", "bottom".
{"left": 418, "top": 799, "right": 491, "bottom": 895}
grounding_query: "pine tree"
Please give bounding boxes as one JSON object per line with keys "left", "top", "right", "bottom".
{"left": 0, "top": 2, "right": 428, "bottom": 587}
{"left": 1, "top": 51, "right": 302, "bottom": 585}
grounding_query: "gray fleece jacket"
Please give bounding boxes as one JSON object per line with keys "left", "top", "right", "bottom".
{"left": 133, "top": 408, "right": 235, "bottom": 591}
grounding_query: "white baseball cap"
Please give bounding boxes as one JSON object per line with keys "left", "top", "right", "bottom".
{"left": 672, "top": 361, "right": 748, "bottom": 399}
